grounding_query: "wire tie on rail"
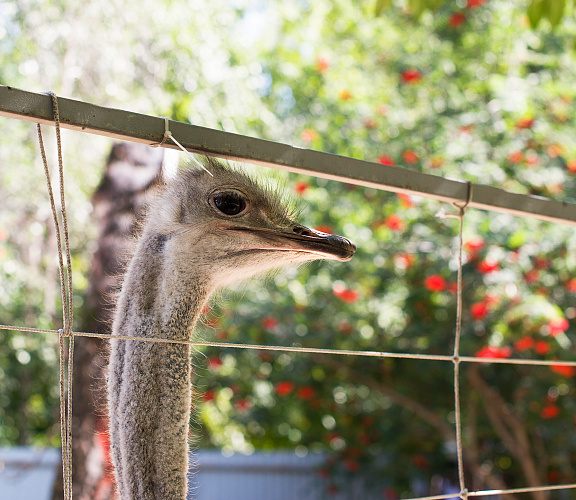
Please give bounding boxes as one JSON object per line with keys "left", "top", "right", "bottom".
{"left": 436, "top": 181, "right": 472, "bottom": 219}
{"left": 152, "top": 117, "right": 213, "bottom": 176}
{"left": 453, "top": 180, "right": 473, "bottom": 210}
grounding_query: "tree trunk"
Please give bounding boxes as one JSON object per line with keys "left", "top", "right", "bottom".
{"left": 52, "top": 142, "right": 163, "bottom": 500}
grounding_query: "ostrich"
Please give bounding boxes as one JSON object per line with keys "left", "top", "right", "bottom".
{"left": 107, "top": 158, "right": 356, "bottom": 499}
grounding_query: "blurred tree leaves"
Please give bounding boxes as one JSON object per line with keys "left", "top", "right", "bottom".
{"left": 528, "top": 0, "right": 566, "bottom": 28}
{"left": 375, "top": 0, "right": 571, "bottom": 29}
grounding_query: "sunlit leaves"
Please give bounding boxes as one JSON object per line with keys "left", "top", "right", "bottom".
{"left": 373, "top": 0, "right": 570, "bottom": 30}
{"left": 528, "top": 0, "right": 566, "bottom": 28}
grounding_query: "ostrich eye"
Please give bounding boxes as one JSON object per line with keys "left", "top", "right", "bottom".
{"left": 211, "top": 191, "right": 248, "bottom": 216}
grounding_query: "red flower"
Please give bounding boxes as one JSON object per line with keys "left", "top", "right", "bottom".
{"left": 397, "top": 193, "right": 414, "bottom": 208}
{"left": 550, "top": 364, "right": 576, "bottom": 377}
{"left": 262, "top": 316, "right": 279, "bottom": 330}
{"left": 477, "top": 259, "right": 500, "bottom": 274}
{"left": 296, "top": 386, "right": 316, "bottom": 400}
{"left": 549, "top": 318, "right": 569, "bottom": 336}
{"left": 301, "top": 129, "right": 319, "bottom": 143}
{"left": 385, "top": 214, "right": 406, "bottom": 232}
{"left": 470, "top": 302, "right": 488, "bottom": 320}
{"left": 566, "top": 278, "right": 576, "bottom": 292}
{"left": 535, "top": 340, "right": 550, "bottom": 355}
{"left": 315, "top": 57, "right": 329, "bottom": 74}
{"left": 540, "top": 405, "right": 561, "bottom": 419}
{"left": 294, "top": 180, "right": 310, "bottom": 194}
{"left": 207, "top": 357, "right": 222, "bottom": 369}
{"left": 333, "top": 284, "right": 360, "bottom": 303}
{"left": 516, "top": 117, "right": 535, "bottom": 129}
{"left": 203, "top": 390, "right": 216, "bottom": 402}
{"left": 514, "top": 336, "right": 534, "bottom": 352}
{"left": 464, "top": 236, "right": 485, "bottom": 255}
{"left": 400, "top": 68, "right": 422, "bottom": 85}
{"left": 275, "top": 381, "right": 295, "bottom": 396}
{"left": 424, "top": 274, "right": 446, "bottom": 292}
{"left": 475, "top": 345, "right": 512, "bottom": 359}
{"left": 315, "top": 225, "right": 333, "bottom": 234}
{"left": 394, "top": 253, "right": 415, "bottom": 269}
{"left": 567, "top": 160, "right": 576, "bottom": 173}
{"left": 235, "top": 398, "right": 252, "bottom": 412}
{"left": 534, "top": 257, "right": 550, "bottom": 270}
{"left": 524, "top": 269, "right": 540, "bottom": 284}
{"left": 449, "top": 12, "right": 466, "bottom": 28}
{"left": 508, "top": 151, "right": 525, "bottom": 164}
{"left": 467, "top": 0, "right": 486, "bottom": 8}
{"left": 402, "top": 150, "right": 419, "bottom": 164}
{"left": 378, "top": 154, "right": 396, "bottom": 166}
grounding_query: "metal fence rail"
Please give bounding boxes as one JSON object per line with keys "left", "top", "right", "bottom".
{"left": 1, "top": 84, "right": 576, "bottom": 226}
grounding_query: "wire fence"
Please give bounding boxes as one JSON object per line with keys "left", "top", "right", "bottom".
{"left": 2, "top": 89, "right": 576, "bottom": 499}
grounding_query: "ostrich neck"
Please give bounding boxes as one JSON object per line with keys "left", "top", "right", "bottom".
{"left": 109, "top": 234, "right": 210, "bottom": 500}
{"left": 121, "top": 235, "right": 210, "bottom": 339}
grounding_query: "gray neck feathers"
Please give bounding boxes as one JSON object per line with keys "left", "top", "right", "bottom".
{"left": 108, "top": 232, "right": 209, "bottom": 500}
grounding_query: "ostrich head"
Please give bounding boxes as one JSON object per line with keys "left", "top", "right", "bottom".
{"left": 144, "top": 158, "right": 356, "bottom": 290}
{"left": 109, "top": 157, "right": 355, "bottom": 500}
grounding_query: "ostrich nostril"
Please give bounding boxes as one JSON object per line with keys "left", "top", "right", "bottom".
{"left": 293, "top": 226, "right": 314, "bottom": 236}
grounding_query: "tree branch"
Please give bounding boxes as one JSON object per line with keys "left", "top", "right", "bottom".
{"left": 317, "top": 356, "right": 510, "bottom": 494}
{"left": 468, "top": 365, "right": 548, "bottom": 500}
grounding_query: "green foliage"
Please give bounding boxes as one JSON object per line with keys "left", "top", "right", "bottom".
{"left": 374, "top": 0, "right": 573, "bottom": 30}
{"left": 528, "top": 0, "right": 566, "bottom": 28}
{"left": 194, "top": 0, "right": 576, "bottom": 495}
{"left": 2, "top": 0, "right": 576, "bottom": 496}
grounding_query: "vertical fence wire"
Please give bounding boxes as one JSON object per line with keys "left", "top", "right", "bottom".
{"left": 452, "top": 183, "right": 472, "bottom": 499}
{"left": 36, "top": 92, "right": 74, "bottom": 500}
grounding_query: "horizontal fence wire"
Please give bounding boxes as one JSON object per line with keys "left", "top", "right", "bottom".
{"left": 403, "top": 481, "right": 576, "bottom": 500}
{"left": 1, "top": 323, "right": 575, "bottom": 367}
{"left": 2, "top": 87, "right": 576, "bottom": 499}
{"left": 2, "top": 322, "right": 576, "bottom": 499}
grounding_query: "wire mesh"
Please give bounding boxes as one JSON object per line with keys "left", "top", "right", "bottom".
{"left": 1, "top": 96, "right": 575, "bottom": 499}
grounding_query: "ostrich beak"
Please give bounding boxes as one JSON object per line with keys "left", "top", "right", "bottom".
{"left": 226, "top": 224, "right": 357, "bottom": 262}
